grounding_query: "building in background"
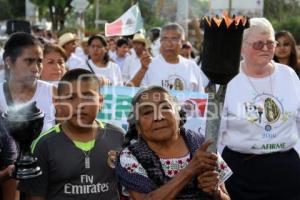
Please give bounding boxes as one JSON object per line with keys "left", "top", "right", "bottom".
{"left": 210, "top": 0, "right": 264, "bottom": 17}
{"left": 26, "top": 0, "right": 38, "bottom": 24}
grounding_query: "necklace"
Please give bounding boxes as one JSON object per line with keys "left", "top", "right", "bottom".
{"left": 83, "top": 150, "right": 91, "bottom": 169}
{"left": 62, "top": 123, "right": 97, "bottom": 169}
{"left": 244, "top": 65, "right": 274, "bottom": 126}
{"left": 244, "top": 64, "right": 274, "bottom": 95}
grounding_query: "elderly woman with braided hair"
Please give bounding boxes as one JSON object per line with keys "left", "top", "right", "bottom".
{"left": 115, "top": 86, "right": 231, "bottom": 200}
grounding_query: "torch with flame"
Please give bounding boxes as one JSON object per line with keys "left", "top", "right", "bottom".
{"left": 201, "top": 13, "right": 249, "bottom": 85}
{"left": 200, "top": 13, "right": 249, "bottom": 153}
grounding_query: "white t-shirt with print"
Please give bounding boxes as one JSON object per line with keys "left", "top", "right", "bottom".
{"left": 83, "top": 60, "right": 123, "bottom": 86}
{"left": 141, "top": 55, "right": 204, "bottom": 92}
{"left": 220, "top": 61, "right": 300, "bottom": 155}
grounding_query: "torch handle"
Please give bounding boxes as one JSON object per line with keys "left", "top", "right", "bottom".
{"left": 204, "top": 83, "right": 227, "bottom": 153}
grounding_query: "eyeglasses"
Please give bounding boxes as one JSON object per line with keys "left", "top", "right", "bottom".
{"left": 246, "top": 40, "right": 278, "bottom": 50}
{"left": 160, "top": 37, "right": 181, "bottom": 44}
{"left": 276, "top": 42, "right": 291, "bottom": 48}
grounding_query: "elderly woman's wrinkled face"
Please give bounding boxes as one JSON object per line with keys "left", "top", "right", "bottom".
{"left": 136, "top": 90, "right": 179, "bottom": 143}
{"left": 242, "top": 30, "right": 276, "bottom": 67}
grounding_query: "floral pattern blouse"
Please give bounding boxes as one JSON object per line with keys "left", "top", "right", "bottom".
{"left": 120, "top": 148, "right": 191, "bottom": 178}
{"left": 119, "top": 148, "right": 233, "bottom": 183}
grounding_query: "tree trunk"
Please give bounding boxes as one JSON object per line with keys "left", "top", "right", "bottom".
{"left": 48, "top": 4, "right": 58, "bottom": 31}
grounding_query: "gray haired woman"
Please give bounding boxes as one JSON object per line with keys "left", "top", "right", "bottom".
{"left": 220, "top": 17, "right": 300, "bottom": 200}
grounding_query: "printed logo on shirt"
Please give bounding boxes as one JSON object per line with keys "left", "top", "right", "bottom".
{"left": 243, "top": 93, "right": 288, "bottom": 132}
{"left": 251, "top": 142, "right": 286, "bottom": 150}
{"left": 161, "top": 75, "right": 186, "bottom": 91}
{"left": 64, "top": 174, "right": 110, "bottom": 195}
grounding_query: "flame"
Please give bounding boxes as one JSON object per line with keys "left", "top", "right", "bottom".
{"left": 212, "top": 16, "right": 223, "bottom": 27}
{"left": 222, "top": 11, "right": 233, "bottom": 27}
{"left": 204, "top": 16, "right": 211, "bottom": 27}
{"left": 204, "top": 11, "right": 247, "bottom": 28}
{"left": 234, "top": 15, "right": 247, "bottom": 26}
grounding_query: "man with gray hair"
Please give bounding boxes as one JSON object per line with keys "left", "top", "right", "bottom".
{"left": 128, "top": 23, "right": 204, "bottom": 92}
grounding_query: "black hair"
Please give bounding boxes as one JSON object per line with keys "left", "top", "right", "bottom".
{"left": 57, "top": 68, "right": 100, "bottom": 95}
{"left": 3, "top": 32, "right": 42, "bottom": 64}
{"left": 3, "top": 32, "right": 42, "bottom": 81}
{"left": 123, "top": 86, "right": 187, "bottom": 147}
{"left": 116, "top": 38, "right": 129, "bottom": 48}
{"left": 88, "top": 34, "right": 107, "bottom": 46}
{"left": 149, "top": 27, "right": 161, "bottom": 42}
{"left": 274, "top": 30, "right": 299, "bottom": 72}
{"left": 87, "top": 34, "right": 109, "bottom": 64}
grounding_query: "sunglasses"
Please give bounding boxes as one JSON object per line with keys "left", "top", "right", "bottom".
{"left": 246, "top": 40, "right": 278, "bottom": 50}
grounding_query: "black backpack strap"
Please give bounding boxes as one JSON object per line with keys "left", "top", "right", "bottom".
{"left": 86, "top": 59, "right": 96, "bottom": 74}
{"left": 3, "top": 82, "right": 13, "bottom": 106}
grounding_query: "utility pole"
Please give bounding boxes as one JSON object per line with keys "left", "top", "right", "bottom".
{"left": 228, "top": 0, "right": 232, "bottom": 16}
{"left": 95, "top": 0, "right": 99, "bottom": 29}
{"left": 25, "top": 0, "right": 38, "bottom": 24}
{"left": 156, "top": 0, "right": 164, "bottom": 19}
{"left": 176, "top": 0, "right": 188, "bottom": 39}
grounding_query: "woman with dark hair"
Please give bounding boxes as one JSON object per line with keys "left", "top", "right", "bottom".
{"left": 0, "top": 32, "right": 55, "bottom": 131}
{"left": 274, "top": 30, "right": 300, "bottom": 76}
{"left": 180, "top": 41, "right": 196, "bottom": 60}
{"left": 115, "top": 86, "right": 231, "bottom": 200}
{"left": 83, "top": 34, "right": 123, "bottom": 86}
{"left": 148, "top": 27, "right": 161, "bottom": 57}
{"left": 41, "top": 43, "right": 67, "bottom": 83}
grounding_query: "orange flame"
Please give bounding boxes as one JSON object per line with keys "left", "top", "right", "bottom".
{"left": 205, "top": 11, "right": 247, "bottom": 28}
{"left": 222, "top": 11, "right": 233, "bottom": 27}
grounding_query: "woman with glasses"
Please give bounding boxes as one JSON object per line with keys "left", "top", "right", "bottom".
{"left": 220, "top": 18, "right": 300, "bottom": 200}
{"left": 274, "top": 30, "right": 300, "bottom": 77}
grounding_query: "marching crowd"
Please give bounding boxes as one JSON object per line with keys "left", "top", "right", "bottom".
{"left": 0, "top": 16, "right": 300, "bottom": 200}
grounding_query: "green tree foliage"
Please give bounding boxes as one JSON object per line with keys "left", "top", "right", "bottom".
{"left": 0, "top": 0, "right": 11, "bottom": 20}
{"left": 138, "top": 0, "right": 164, "bottom": 30}
{"left": 271, "top": 17, "right": 300, "bottom": 43}
{"left": 31, "top": 0, "right": 94, "bottom": 31}
{"left": 189, "top": 0, "right": 209, "bottom": 17}
{"left": 84, "top": 0, "right": 164, "bottom": 34}
{"left": 85, "top": 0, "right": 131, "bottom": 32}
{"left": 0, "top": 0, "right": 25, "bottom": 20}
{"left": 264, "top": 0, "right": 300, "bottom": 43}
